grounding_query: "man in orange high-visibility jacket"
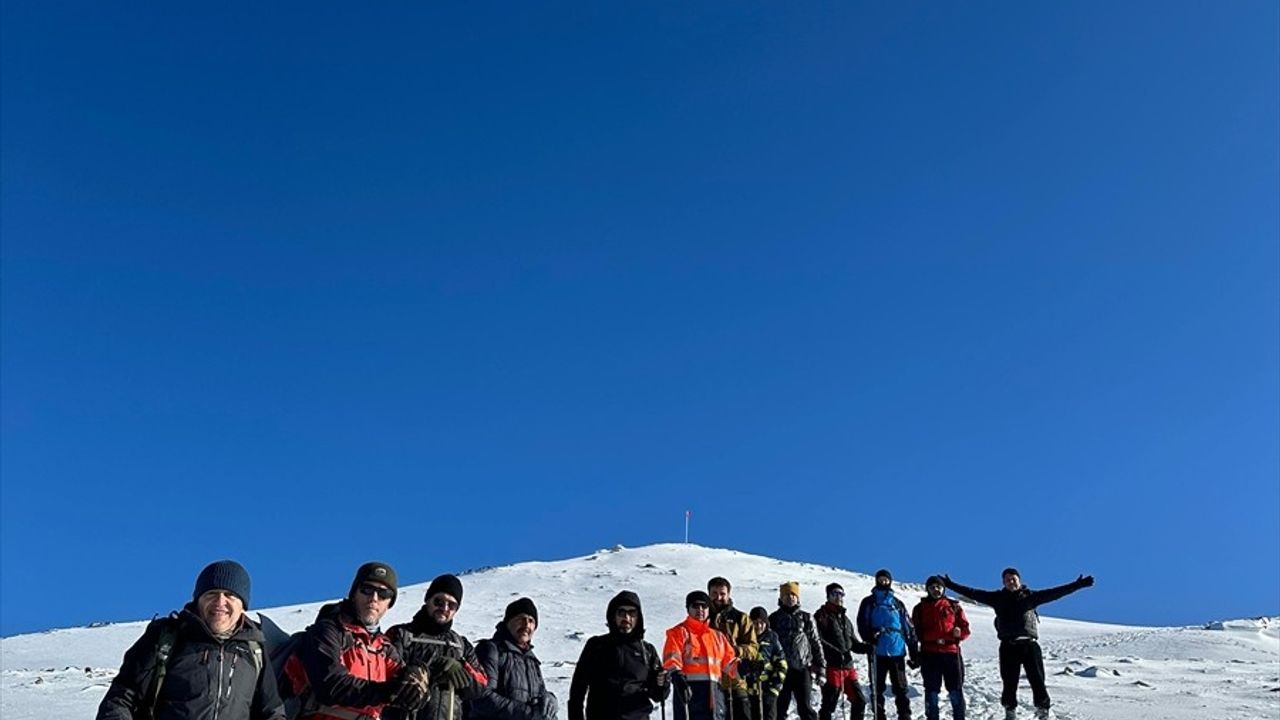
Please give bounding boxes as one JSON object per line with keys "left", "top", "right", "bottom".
{"left": 664, "top": 591, "right": 738, "bottom": 720}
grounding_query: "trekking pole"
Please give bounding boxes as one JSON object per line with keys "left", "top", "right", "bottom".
{"left": 447, "top": 689, "right": 455, "bottom": 720}
{"left": 868, "top": 653, "right": 878, "bottom": 720}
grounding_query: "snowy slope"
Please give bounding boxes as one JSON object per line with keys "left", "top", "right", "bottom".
{"left": 3, "top": 544, "right": 1277, "bottom": 720}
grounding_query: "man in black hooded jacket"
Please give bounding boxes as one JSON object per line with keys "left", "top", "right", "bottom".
{"left": 569, "top": 590, "right": 671, "bottom": 720}
{"left": 387, "top": 574, "right": 488, "bottom": 720}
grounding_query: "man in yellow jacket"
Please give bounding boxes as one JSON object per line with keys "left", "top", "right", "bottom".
{"left": 708, "top": 577, "right": 759, "bottom": 720}
{"left": 664, "top": 591, "right": 739, "bottom": 720}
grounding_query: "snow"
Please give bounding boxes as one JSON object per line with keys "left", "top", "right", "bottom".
{"left": 2, "top": 543, "right": 1277, "bottom": 720}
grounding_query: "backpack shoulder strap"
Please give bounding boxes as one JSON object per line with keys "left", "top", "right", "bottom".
{"left": 145, "top": 616, "right": 181, "bottom": 717}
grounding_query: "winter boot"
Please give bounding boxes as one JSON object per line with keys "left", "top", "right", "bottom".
{"left": 1033, "top": 709, "right": 1051, "bottom": 720}
{"left": 1004, "top": 709, "right": 1016, "bottom": 720}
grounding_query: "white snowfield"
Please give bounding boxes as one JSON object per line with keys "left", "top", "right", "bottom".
{"left": 2, "top": 544, "right": 1277, "bottom": 720}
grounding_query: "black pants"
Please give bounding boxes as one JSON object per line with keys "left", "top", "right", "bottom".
{"left": 775, "top": 669, "right": 817, "bottom": 720}
{"left": 723, "top": 688, "right": 752, "bottom": 720}
{"left": 998, "top": 640, "right": 1049, "bottom": 710}
{"left": 819, "top": 668, "right": 866, "bottom": 720}
{"left": 871, "top": 656, "right": 910, "bottom": 720}
{"left": 919, "top": 653, "right": 964, "bottom": 693}
{"left": 748, "top": 690, "right": 778, "bottom": 720}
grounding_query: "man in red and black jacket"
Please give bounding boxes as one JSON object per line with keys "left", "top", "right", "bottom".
{"left": 284, "top": 562, "right": 431, "bottom": 720}
{"left": 910, "top": 577, "right": 970, "bottom": 720}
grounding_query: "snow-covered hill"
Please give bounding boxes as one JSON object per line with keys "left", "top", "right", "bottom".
{"left": 3, "top": 544, "right": 1277, "bottom": 719}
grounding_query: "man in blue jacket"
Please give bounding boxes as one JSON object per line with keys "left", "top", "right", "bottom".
{"left": 856, "top": 570, "right": 919, "bottom": 720}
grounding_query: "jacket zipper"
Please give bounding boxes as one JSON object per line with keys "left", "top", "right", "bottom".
{"left": 213, "top": 646, "right": 225, "bottom": 720}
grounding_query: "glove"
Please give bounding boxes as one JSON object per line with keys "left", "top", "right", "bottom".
{"left": 941, "top": 574, "right": 952, "bottom": 585}
{"left": 391, "top": 665, "right": 431, "bottom": 711}
{"left": 906, "top": 658, "right": 920, "bottom": 670}
{"left": 670, "top": 672, "right": 692, "bottom": 704}
{"left": 430, "top": 656, "right": 471, "bottom": 689}
{"left": 541, "top": 693, "right": 558, "bottom": 719}
{"left": 654, "top": 669, "right": 669, "bottom": 688}
{"left": 1077, "top": 574, "right": 1095, "bottom": 588}
{"left": 838, "top": 651, "right": 852, "bottom": 666}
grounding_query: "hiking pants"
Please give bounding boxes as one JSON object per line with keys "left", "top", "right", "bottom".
{"left": 919, "top": 654, "right": 964, "bottom": 720}
{"left": 872, "top": 656, "right": 910, "bottom": 720}
{"left": 748, "top": 690, "right": 778, "bottom": 720}
{"left": 819, "top": 667, "right": 866, "bottom": 720}
{"left": 776, "top": 668, "right": 817, "bottom": 720}
{"left": 998, "top": 640, "right": 1049, "bottom": 710}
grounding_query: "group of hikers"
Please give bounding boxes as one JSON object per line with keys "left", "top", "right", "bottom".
{"left": 96, "top": 559, "right": 1094, "bottom": 720}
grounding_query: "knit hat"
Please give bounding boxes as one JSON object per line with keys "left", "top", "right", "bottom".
{"left": 1002, "top": 567, "right": 1021, "bottom": 579}
{"left": 503, "top": 597, "right": 538, "bottom": 625}
{"left": 779, "top": 581, "right": 801, "bottom": 599}
{"left": 926, "top": 575, "right": 945, "bottom": 588}
{"left": 749, "top": 606, "right": 769, "bottom": 623}
{"left": 685, "top": 590, "right": 711, "bottom": 608}
{"left": 193, "top": 560, "right": 251, "bottom": 609}
{"left": 825, "top": 582, "right": 844, "bottom": 597}
{"left": 349, "top": 561, "right": 398, "bottom": 607}
{"left": 426, "top": 574, "right": 464, "bottom": 605}
{"left": 875, "top": 569, "right": 893, "bottom": 584}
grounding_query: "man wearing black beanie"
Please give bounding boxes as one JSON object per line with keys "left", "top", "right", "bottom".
{"left": 387, "top": 574, "right": 487, "bottom": 720}
{"left": 471, "top": 597, "right": 558, "bottom": 720}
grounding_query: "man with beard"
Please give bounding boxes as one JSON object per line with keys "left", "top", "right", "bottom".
{"left": 387, "top": 574, "right": 488, "bottom": 720}
{"left": 283, "top": 562, "right": 430, "bottom": 720}
{"left": 911, "top": 577, "right": 970, "bottom": 720}
{"left": 569, "top": 590, "right": 670, "bottom": 720}
{"left": 768, "top": 582, "right": 823, "bottom": 720}
{"left": 708, "top": 577, "right": 759, "bottom": 720}
{"left": 97, "top": 560, "right": 287, "bottom": 720}
{"left": 471, "top": 597, "right": 558, "bottom": 720}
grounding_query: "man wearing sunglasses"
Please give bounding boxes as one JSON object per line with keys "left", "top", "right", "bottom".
{"left": 814, "top": 583, "right": 871, "bottom": 720}
{"left": 568, "top": 590, "right": 670, "bottom": 720}
{"left": 387, "top": 574, "right": 488, "bottom": 720}
{"left": 282, "top": 562, "right": 431, "bottom": 720}
{"left": 662, "top": 590, "right": 738, "bottom": 720}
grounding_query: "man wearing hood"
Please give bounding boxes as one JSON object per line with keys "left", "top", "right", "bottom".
{"left": 472, "top": 597, "right": 558, "bottom": 720}
{"left": 662, "top": 590, "right": 739, "bottom": 720}
{"left": 387, "top": 574, "right": 489, "bottom": 720}
{"left": 569, "top": 590, "right": 670, "bottom": 720}
{"left": 814, "top": 582, "right": 871, "bottom": 720}
{"left": 856, "top": 570, "right": 919, "bottom": 720}
{"left": 283, "top": 562, "right": 430, "bottom": 720}
{"left": 941, "top": 569, "right": 1093, "bottom": 720}
{"left": 97, "top": 560, "right": 287, "bottom": 720}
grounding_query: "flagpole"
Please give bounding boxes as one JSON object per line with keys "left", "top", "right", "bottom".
{"left": 684, "top": 510, "right": 690, "bottom": 544}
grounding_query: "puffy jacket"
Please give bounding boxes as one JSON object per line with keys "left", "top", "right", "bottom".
{"left": 767, "top": 605, "right": 823, "bottom": 675}
{"left": 855, "top": 589, "right": 918, "bottom": 660}
{"left": 709, "top": 603, "right": 758, "bottom": 692}
{"left": 910, "top": 597, "right": 970, "bottom": 655}
{"left": 471, "top": 625, "right": 557, "bottom": 720}
{"left": 97, "top": 606, "right": 287, "bottom": 720}
{"left": 385, "top": 607, "right": 488, "bottom": 720}
{"left": 568, "top": 591, "right": 669, "bottom": 720}
{"left": 745, "top": 628, "right": 787, "bottom": 698}
{"left": 662, "top": 617, "right": 738, "bottom": 720}
{"left": 942, "top": 577, "right": 1089, "bottom": 642}
{"left": 813, "top": 602, "right": 871, "bottom": 668}
{"left": 283, "top": 601, "right": 402, "bottom": 720}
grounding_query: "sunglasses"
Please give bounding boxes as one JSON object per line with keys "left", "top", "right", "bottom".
{"left": 688, "top": 602, "right": 709, "bottom": 610}
{"left": 432, "top": 597, "right": 460, "bottom": 611}
{"left": 828, "top": 590, "right": 845, "bottom": 597}
{"left": 614, "top": 607, "right": 639, "bottom": 617}
{"left": 357, "top": 583, "right": 395, "bottom": 601}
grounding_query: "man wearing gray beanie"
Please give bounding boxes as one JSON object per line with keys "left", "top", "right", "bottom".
{"left": 96, "top": 560, "right": 286, "bottom": 720}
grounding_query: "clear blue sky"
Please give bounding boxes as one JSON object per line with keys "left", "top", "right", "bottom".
{"left": 2, "top": 3, "right": 1277, "bottom": 636}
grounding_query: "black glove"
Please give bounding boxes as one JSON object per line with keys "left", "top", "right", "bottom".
{"left": 430, "top": 656, "right": 471, "bottom": 689}
{"left": 851, "top": 641, "right": 872, "bottom": 655}
{"left": 670, "top": 672, "right": 692, "bottom": 704}
{"left": 839, "top": 651, "right": 852, "bottom": 666}
{"left": 391, "top": 665, "right": 431, "bottom": 711}
{"left": 906, "top": 657, "right": 920, "bottom": 670}
{"left": 654, "top": 669, "right": 669, "bottom": 688}
{"left": 941, "top": 574, "right": 952, "bottom": 586}
{"left": 1077, "top": 574, "right": 1095, "bottom": 588}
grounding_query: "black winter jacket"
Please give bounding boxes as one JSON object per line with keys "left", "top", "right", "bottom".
{"left": 768, "top": 605, "right": 823, "bottom": 675}
{"left": 942, "top": 577, "right": 1089, "bottom": 641}
{"left": 471, "top": 625, "right": 557, "bottom": 720}
{"left": 813, "top": 603, "right": 871, "bottom": 668}
{"left": 568, "top": 591, "right": 669, "bottom": 720}
{"left": 97, "top": 606, "right": 287, "bottom": 720}
{"left": 385, "top": 607, "right": 486, "bottom": 720}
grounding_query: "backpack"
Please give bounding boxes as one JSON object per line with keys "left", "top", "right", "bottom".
{"left": 867, "top": 592, "right": 906, "bottom": 657}
{"left": 259, "top": 613, "right": 310, "bottom": 719}
{"left": 145, "top": 616, "right": 264, "bottom": 720}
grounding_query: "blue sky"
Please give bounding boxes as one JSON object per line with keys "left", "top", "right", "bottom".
{"left": 2, "top": 3, "right": 1276, "bottom": 636}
